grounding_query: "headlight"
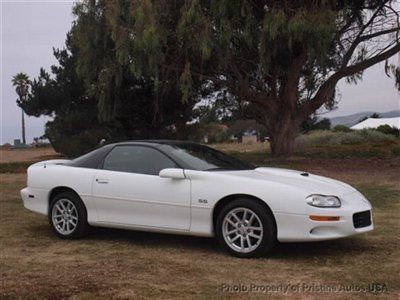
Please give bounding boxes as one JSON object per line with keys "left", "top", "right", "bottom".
{"left": 306, "top": 195, "right": 341, "bottom": 208}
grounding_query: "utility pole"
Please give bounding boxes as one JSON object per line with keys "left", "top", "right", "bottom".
{"left": 22, "top": 109, "right": 26, "bottom": 144}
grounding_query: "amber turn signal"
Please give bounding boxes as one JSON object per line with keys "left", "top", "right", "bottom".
{"left": 309, "top": 215, "right": 340, "bottom": 221}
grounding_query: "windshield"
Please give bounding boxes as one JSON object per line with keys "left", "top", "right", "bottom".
{"left": 159, "top": 143, "right": 255, "bottom": 171}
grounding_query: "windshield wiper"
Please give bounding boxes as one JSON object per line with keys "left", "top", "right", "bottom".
{"left": 204, "top": 167, "right": 229, "bottom": 171}
{"left": 204, "top": 167, "right": 256, "bottom": 171}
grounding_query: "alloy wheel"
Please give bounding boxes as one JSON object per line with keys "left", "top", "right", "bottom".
{"left": 222, "top": 207, "right": 264, "bottom": 253}
{"left": 51, "top": 198, "right": 78, "bottom": 235}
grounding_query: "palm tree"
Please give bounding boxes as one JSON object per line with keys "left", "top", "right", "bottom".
{"left": 12, "top": 73, "right": 30, "bottom": 145}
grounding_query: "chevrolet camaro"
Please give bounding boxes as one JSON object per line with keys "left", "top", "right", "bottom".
{"left": 21, "top": 140, "right": 373, "bottom": 258}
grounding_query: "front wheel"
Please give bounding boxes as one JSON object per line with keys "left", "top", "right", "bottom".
{"left": 49, "top": 191, "right": 89, "bottom": 239}
{"left": 216, "top": 199, "right": 276, "bottom": 258}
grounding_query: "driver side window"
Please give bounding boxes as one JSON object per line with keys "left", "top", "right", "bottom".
{"left": 102, "top": 145, "right": 177, "bottom": 175}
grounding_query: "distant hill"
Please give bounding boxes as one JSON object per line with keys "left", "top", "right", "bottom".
{"left": 329, "top": 110, "right": 400, "bottom": 127}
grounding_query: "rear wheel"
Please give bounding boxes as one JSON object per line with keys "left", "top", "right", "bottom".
{"left": 216, "top": 199, "right": 276, "bottom": 258}
{"left": 49, "top": 191, "right": 89, "bottom": 239}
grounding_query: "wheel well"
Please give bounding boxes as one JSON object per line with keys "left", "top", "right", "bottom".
{"left": 212, "top": 194, "right": 277, "bottom": 233}
{"left": 48, "top": 186, "right": 80, "bottom": 214}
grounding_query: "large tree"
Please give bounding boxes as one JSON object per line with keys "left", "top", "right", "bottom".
{"left": 19, "top": 0, "right": 204, "bottom": 156}
{"left": 18, "top": 1, "right": 399, "bottom": 157}
{"left": 71, "top": 0, "right": 203, "bottom": 139}
{"left": 19, "top": 33, "right": 105, "bottom": 156}
{"left": 151, "top": 0, "right": 399, "bottom": 156}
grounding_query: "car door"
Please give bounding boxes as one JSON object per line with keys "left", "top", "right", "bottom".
{"left": 91, "top": 145, "right": 191, "bottom": 230}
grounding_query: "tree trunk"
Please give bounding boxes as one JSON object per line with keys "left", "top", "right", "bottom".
{"left": 269, "top": 117, "right": 298, "bottom": 158}
{"left": 21, "top": 109, "right": 26, "bottom": 145}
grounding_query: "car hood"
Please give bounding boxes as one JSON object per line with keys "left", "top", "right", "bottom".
{"left": 220, "top": 167, "right": 356, "bottom": 197}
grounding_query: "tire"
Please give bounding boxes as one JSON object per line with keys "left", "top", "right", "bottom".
{"left": 216, "top": 198, "right": 277, "bottom": 258}
{"left": 49, "top": 191, "right": 89, "bottom": 239}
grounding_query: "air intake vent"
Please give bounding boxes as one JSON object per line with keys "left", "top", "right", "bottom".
{"left": 353, "top": 210, "right": 372, "bottom": 228}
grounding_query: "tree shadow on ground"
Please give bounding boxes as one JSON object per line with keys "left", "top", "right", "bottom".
{"left": 80, "top": 226, "right": 374, "bottom": 259}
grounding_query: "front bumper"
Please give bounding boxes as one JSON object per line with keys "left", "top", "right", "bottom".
{"left": 275, "top": 191, "right": 373, "bottom": 242}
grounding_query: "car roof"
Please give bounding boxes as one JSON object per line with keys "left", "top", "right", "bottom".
{"left": 108, "top": 140, "right": 200, "bottom": 147}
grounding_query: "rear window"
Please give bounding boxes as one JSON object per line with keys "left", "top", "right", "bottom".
{"left": 66, "top": 145, "right": 113, "bottom": 169}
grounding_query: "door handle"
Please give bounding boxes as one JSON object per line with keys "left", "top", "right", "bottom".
{"left": 96, "top": 178, "right": 109, "bottom": 184}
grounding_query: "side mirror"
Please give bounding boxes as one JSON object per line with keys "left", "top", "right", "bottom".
{"left": 159, "top": 168, "right": 186, "bottom": 179}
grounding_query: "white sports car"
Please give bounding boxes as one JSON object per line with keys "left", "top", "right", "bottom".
{"left": 21, "top": 140, "right": 373, "bottom": 258}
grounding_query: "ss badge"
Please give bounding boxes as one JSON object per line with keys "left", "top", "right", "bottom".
{"left": 198, "top": 199, "right": 208, "bottom": 204}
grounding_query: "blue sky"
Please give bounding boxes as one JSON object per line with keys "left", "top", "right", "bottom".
{"left": 1, "top": 1, "right": 399, "bottom": 144}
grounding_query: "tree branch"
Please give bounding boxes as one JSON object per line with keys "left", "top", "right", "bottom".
{"left": 340, "top": 42, "right": 400, "bottom": 77}
{"left": 340, "top": 1, "right": 389, "bottom": 68}
{"left": 359, "top": 27, "right": 399, "bottom": 42}
{"left": 301, "top": 42, "right": 400, "bottom": 120}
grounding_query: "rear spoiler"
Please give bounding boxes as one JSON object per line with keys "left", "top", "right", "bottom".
{"left": 30, "top": 159, "right": 70, "bottom": 168}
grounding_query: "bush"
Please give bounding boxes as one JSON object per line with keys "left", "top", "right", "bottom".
{"left": 212, "top": 130, "right": 231, "bottom": 143}
{"left": 295, "top": 129, "right": 395, "bottom": 147}
{"left": 227, "top": 119, "right": 268, "bottom": 138}
{"left": 376, "top": 125, "right": 399, "bottom": 137}
{"left": 301, "top": 117, "right": 331, "bottom": 132}
{"left": 333, "top": 125, "right": 352, "bottom": 132}
{"left": 47, "top": 126, "right": 105, "bottom": 158}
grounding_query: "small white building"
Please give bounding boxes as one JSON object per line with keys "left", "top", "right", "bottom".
{"left": 351, "top": 117, "right": 400, "bottom": 130}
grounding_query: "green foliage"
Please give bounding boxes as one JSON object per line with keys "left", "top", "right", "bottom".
{"left": 44, "top": 113, "right": 105, "bottom": 157}
{"left": 211, "top": 129, "right": 231, "bottom": 144}
{"left": 294, "top": 130, "right": 400, "bottom": 159}
{"left": 315, "top": 119, "right": 331, "bottom": 131}
{"left": 20, "top": 0, "right": 205, "bottom": 156}
{"left": 376, "top": 125, "right": 399, "bottom": 137}
{"left": 75, "top": 0, "right": 202, "bottom": 132}
{"left": 175, "top": 1, "right": 399, "bottom": 156}
{"left": 385, "top": 60, "right": 400, "bottom": 91}
{"left": 296, "top": 129, "right": 395, "bottom": 147}
{"left": 12, "top": 72, "right": 30, "bottom": 144}
{"left": 261, "top": 7, "right": 335, "bottom": 71}
{"left": 203, "top": 123, "right": 229, "bottom": 143}
{"left": 17, "top": 31, "right": 105, "bottom": 157}
{"left": 301, "top": 117, "right": 331, "bottom": 133}
{"left": 370, "top": 113, "right": 381, "bottom": 119}
{"left": 12, "top": 73, "right": 30, "bottom": 104}
{"left": 333, "top": 125, "right": 352, "bottom": 132}
{"left": 17, "top": 1, "right": 400, "bottom": 158}
{"left": 193, "top": 91, "right": 245, "bottom": 125}
{"left": 358, "top": 113, "right": 380, "bottom": 123}
{"left": 184, "top": 122, "right": 231, "bottom": 143}
{"left": 227, "top": 119, "right": 268, "bottom": 138}
{"left": 391, "top": 146, "right": 400, "bottom": 156}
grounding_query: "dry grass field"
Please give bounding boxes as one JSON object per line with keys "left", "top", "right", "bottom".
{"left": 1, "top": 145, "right": 399, "bottom": 299}
{"left": 0, "top": 147, "right": 58, "bottom": 163}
